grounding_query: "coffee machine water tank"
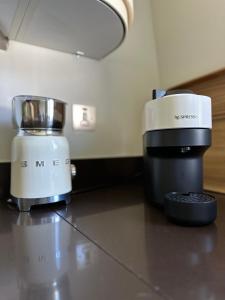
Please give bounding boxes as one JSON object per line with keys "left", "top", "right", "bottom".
{"left": 143, "top": 90, "right": 212, "bottom": 207}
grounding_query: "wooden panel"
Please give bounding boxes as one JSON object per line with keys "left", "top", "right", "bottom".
{"left": 204, "top": 119, "right": 225, "bottom": 193}
{"left": 172, "top": 69, "right": 225, "bottom": 193}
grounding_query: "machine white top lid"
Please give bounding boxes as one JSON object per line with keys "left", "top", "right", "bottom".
{"left": 144, "top": 90, "right": 212, "bottom": 132}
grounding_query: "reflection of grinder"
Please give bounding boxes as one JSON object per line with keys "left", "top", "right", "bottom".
{"left": 143, "top": 90, "right": 216, "bottom": 225}
{"left": 13, "top": 211, "right": 72, "bottom": 300}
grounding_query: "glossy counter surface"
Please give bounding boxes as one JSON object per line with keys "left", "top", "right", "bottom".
{"left": 0, "top": 184, "right": 224, "bottom": 299}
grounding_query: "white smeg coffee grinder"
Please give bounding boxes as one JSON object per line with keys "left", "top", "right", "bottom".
{"left": 10, "top": 95, "right": 76, "bottom": 212}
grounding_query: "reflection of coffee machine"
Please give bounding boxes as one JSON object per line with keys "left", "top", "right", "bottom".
{"left": 143, "top": 89, "right": 212, "bottom": 207}
{"left": 144, "top": 203, "right": 217, "bottom": 299}
{"left": 10, "top": 96, "right": 76, "bottom": 212}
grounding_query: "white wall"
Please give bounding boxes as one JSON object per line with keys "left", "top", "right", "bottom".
{"left": 0, "top": 0, "right": 159, "bottom": 162}
{"left": 151, "top": 0, "right": 225, "bottom": 88}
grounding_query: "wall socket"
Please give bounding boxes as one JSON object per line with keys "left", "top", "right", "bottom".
{"left": 73, "top": 104, "right": 96, "bottom": 130}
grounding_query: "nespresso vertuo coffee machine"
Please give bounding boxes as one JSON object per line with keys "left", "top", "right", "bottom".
{"left": 143, "top": 89, "right": 212, "bottom": 208}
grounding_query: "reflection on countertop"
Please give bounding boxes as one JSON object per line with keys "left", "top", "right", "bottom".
{"left": 0, "top": 184, "right": 224, "bottom": 299}
{"left": 57, "top": 184, "right": 223, "bottom": 300}
{"left": 13, "top": 211, "right": 72, "bottom": 300}
{"left": 0, "top": 199, "right": 160, "bottom": 300}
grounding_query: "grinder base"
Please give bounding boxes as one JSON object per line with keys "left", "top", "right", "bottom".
{"left": 10, "top": 192, "right": 71, "bottom": 212}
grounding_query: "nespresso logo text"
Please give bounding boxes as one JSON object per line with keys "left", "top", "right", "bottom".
{"left": 20, "top": 159, "right": 70, "bottom": 168}
{"left": 174, "top": 114, "right": 198, "bottom": 120}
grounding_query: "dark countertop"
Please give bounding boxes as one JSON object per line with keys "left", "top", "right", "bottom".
{"left": 0, "top": 183, "right": 224, "bottom": 300}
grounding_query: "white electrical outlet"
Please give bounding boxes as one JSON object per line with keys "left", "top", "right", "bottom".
{"left": 73, "top": 104, "right": 96, "bottom": 130}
